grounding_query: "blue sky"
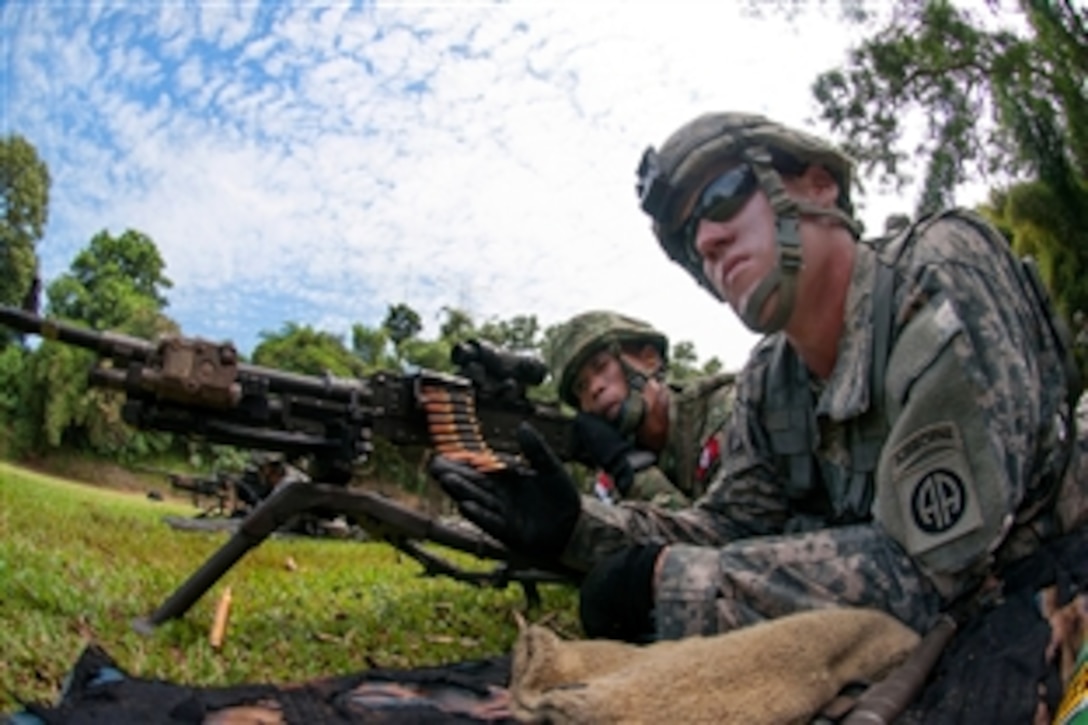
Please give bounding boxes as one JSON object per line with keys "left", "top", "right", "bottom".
{"left": 1, "top": 1, "right": 999, "bottom": 370}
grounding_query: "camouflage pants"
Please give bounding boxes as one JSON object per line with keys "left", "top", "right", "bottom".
{"left": 653, "top": 524, "right": 944, "bottom": 640}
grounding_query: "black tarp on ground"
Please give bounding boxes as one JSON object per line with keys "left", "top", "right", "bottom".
{"left": 7, "top": 645, "right": 515, "bottom": 725}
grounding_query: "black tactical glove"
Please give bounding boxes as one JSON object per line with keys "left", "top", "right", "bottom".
{"left": 578, "top": 542, "right": 664, "bottom": 643}
{"left": 571, "top": 412, "right": 636, "bottom": 496}
{"left": 429, "top": 422, "right": 581, "bottom": 561}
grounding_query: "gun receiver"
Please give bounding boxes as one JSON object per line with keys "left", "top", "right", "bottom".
{"left": 0, "top": 305, "right": 577, "bottom": 630}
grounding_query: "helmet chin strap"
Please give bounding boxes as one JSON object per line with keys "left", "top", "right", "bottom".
{"left": 736, "top": 203, "right": 859, "bottom": 335}
{"left": 607, "top": 351, "right": 662, "bottom": 436}
{"left": 614, "top": 393, "right": 647, "bottom": 436}
{"left": 739, "top": 215, "right": 802, "bottom": 334}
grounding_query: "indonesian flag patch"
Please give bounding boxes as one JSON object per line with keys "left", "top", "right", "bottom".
{"left": 695, "top": 433, "right": 722, "bottom": 484}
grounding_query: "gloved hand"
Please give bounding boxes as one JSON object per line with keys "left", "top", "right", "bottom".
{"left": 578, "top": 542, "right": 664, "bottom": 643}
{"left": 429, "top": 422, "right": 581, "bottom": 560}
{"left": 571, "top": 412, "right": 636, "bottom": 496}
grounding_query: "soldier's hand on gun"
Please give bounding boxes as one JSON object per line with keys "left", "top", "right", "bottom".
{"left": 429, "top": 422, "right": 581, "bottom": 560}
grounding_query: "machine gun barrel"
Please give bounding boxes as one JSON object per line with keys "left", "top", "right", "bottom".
{"left": 0, "top": 305, "right": 156, "bottom": 361}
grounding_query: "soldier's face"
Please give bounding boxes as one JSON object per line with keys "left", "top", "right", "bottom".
{"left": 693, "top": 187, "right": 779, "bottom": 316}
{"left": 693, "top": 166, "right": 840, "bottom": 328}
{"left": 573, "top": 350, "right": 629, "bottom": 421}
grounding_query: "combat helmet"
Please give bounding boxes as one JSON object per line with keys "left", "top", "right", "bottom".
{"left": 635, "top": 112, "right": 860, "bottom": 333}
{"left": 549, "top": 310, "right": 668, "bottom": 434}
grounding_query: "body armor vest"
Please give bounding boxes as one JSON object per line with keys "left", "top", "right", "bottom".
{"left": 761, "top": 211, "right": 1081, "bottom": 533}
{"left": 763, "top": 255, "right": 895, "bottom": 528}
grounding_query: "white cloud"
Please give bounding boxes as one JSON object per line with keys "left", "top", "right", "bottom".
{"left": 2, "top": 0, "right": 995, "bottom": 370}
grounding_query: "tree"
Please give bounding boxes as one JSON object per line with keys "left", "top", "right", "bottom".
{"left": 19, "top": 229, "right": 178, "bottom": 459}
{"left": 351, "top": 322, "right": 396, "bottom": 371}
{"left": 398, "top": 337, "right": 454, "bottom": 372}
{"left": 253, "top": 322, "right": 368, "bottom": 378}
{"left": 477, "top": 314, "right": 541, "bottom": 351}
{"left": 0, "top": 343, "right": 34, "bottom": 455}
{"left": 47, "top": 229, "right": 174, "bottom": 334}
{"left": 383, "top": 303, "right": 423, "bottom": 347}
{"left": 812, "top": 2, "right": 1085, "bottom": 196}
{"left": 980, "top": 179, "right": 1088, "bottom": 318}
{"left": 668, "top": 340, "right": 702, "bottom": 382}
{"left": 810, "top": 0, "right": 1088, "bottom": 310}
{"left": 438, "top": 306, "right": 476, "bottom": 342}
{"left": 702, "top": 357, "right": 725, "bottom": 376}
{"left": 0, "top": 134, "right": 49, "bottom": 312}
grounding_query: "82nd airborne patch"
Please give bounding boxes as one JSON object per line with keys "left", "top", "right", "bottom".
{"left": 890, "top": 421, "right": 983, "bottom": 556}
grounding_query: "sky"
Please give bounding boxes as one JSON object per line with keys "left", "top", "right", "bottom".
{"left": 1, "top": 1, "right": 998, "bottom": 372}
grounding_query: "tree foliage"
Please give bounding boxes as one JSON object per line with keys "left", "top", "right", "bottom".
{"left": 476, "top": 314, "right": 541, "bottom": 351}
{"left": 382, "top": 303, "right": 423, "bottom": 346}
{"left": 47, "top": 229, "right": 174, "bottom": 333}
{"left": 0, "top": 344, "right": 34, "bottom": 456}
{"left": 437, "top": 306, "right": 476, "bottom": 343}
{"left": 15, "top": 229, "right": 179, "bottom": 459}
{"left": 668, "top": 340, "right": 726, "bottom": 382}
{"left": 351, "top": 322, "right": 396, "bottom": 371}
{"left": 811, "top": 0, "right": 1088, "bottom": 312}
{"left": 0, "top": 134, "right": 49, "bottom": 312}
{"left": 253, "top": 322, "right": 368, "bottom": 378}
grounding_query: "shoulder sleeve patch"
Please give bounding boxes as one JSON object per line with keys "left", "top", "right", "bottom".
{"left": 887, "top": 298, "right": 963, "bottom": 404}
{"left": 889, "top": 422, "right": 983, "bottom": 556}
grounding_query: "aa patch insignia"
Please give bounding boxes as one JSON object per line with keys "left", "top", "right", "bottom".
{"left": 890, "top": 422, "right": 983, "bottom": 556}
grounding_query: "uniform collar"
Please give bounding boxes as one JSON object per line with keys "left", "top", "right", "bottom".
{"left": 663, "top": 373, "right": 735, "bottom": 456}
{"left": 817, "top": 243, "right": 877, "bottom": 421}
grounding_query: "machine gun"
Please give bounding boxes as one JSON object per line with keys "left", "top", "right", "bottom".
{"left": 140, "top": 467, "right": 241, "bottom": 519}
{"left": 164, "top": 470, "right": 235, "bottom": 516}
{"left": 0, "top": 305, "right": 577, "bottom": 632}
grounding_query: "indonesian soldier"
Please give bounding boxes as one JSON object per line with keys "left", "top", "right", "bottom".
{"left": 235, "top": 451, "right": 308, "bottom": 512}
{"left": 430, "top": 112, "right": 1088, "bottom": 716}
{"left": 550, "top": 310, "right": 735, "bottom": 508}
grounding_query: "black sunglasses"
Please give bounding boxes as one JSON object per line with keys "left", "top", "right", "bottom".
{"left": 682, "top": 165, "right": 759, "bottom": 247}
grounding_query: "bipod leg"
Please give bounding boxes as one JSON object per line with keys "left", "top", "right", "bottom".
{"left": 132, "top": 480, "right": 322, "bottom": 634}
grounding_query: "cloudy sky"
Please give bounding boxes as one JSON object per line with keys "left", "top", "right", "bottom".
{"left": 1, "top": 1, "right": 996, "bottom": 371}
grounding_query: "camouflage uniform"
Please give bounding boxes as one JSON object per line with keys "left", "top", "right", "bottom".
{"left": 560, "top": 210, "right": 1088, "bottom": 640}
{"left": 625, "top": 373, "right": 735, "bottom": 508}
{"left": 237, "top": 452, "right": 309, "bottom": 509}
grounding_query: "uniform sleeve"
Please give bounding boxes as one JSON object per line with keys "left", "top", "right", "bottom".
{"left": 560, "top": 353, "right": 792, "bottom": 573}
{"left": 872, "top": 215, "right": 1064, "bottom": 600}
{"left": 654, "top": 523, "right": 943, "bottom": 638}
{"left": 625, "top": 467, "right": 692, "bottom": 509}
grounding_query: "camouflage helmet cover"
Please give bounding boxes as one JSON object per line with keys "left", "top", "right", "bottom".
{"left": 550, "top": 310, "right": 668, "bottom": 408}
{"left": 638, "top": 112, "right": 856, "bottom": 297}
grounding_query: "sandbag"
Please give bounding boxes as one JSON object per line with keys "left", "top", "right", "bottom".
{"left": 509, "top": 607, "right": 919, "bottom": 724}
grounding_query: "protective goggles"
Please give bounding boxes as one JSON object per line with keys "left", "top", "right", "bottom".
{"left": 680, "top": 164, "right": 759, "bottom": 246}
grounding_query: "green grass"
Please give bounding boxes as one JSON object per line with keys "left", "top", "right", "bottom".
{"left": 0, "top": 461, "right": 580, "bottom": 712}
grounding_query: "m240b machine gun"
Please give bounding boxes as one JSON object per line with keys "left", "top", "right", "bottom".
{"left": 161, "top": 469, "right": 236, "bottom": 517}
{"left": 0, "top": 306, "right": 576, "bottom": 633}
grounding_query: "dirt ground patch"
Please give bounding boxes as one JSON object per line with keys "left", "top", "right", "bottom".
{"left": 14, "top": 454, "right": 453, "bottom": 516}
{"left": 18, "top": 455, "right": 175, "bottom": 497}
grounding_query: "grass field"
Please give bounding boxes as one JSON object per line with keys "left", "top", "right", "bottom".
{"left": 0, "top": 460, "right": 580, "bottom": 713}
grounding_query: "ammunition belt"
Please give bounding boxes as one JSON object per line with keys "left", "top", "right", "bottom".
{"left": 417, "top": 376, "right": 519, "bottom": 474}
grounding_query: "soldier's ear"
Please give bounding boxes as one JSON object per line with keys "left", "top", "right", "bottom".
{"left": 784, "top": 164, "right": 839, "bottom": 209}
{"left": 617, "top": 344, "right": 665, "bottom": 379}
